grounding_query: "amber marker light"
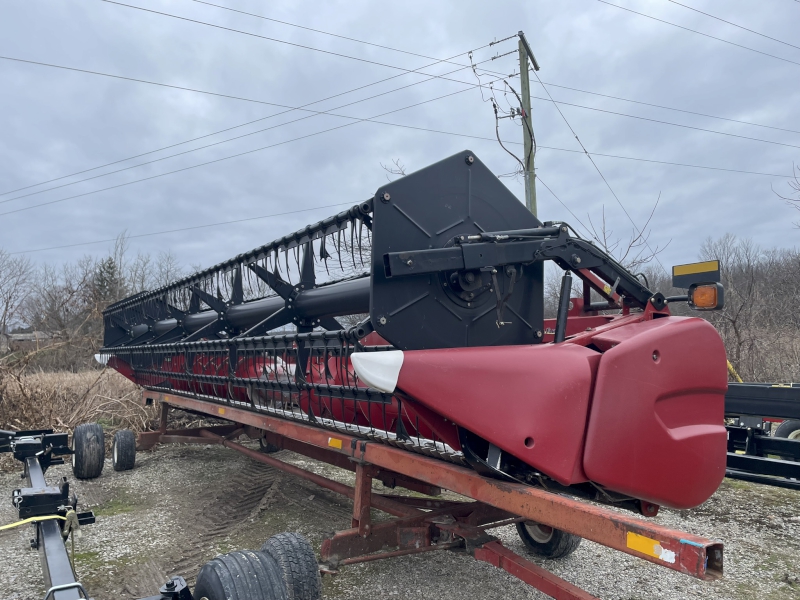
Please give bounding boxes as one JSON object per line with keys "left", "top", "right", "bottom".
{"left": 688, "top": 283, "right": 724, "bottom": 310}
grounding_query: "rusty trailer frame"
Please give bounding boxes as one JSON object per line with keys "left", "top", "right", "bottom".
{"left": 138, "top": 390, "right": 723, "bottom": 600}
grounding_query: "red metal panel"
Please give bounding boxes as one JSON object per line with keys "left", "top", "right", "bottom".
{"left": 583, "top": 317, "right": 728, "bottom": 509}
{"left": 396, "top": 344, "right": 600, "bottom": 485}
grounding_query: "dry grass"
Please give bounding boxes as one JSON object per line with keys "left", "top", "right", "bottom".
{"left": 0, "top": 368, "right": 154, "bottom": 436}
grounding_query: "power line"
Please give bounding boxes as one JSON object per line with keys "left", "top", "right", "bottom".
{"left": 2, "top": 87, "right": 790, "bottom": 217}
{"left": 5, "top": 49, "right": 790, "bottom": 208}
{"left": 0, "top": 43, "right": 501, "bottom": 199}
{"left": 186, "top": 0, "right": 518, "bottom": 70}
{"left": 6, "top": 28, "right": 791, "bottom": 200}
{"left": 535, "top": 79, "right": 800, "bottom": 136}
{"left": 0, "top": 46, "right": 509, "bottom": 126}
{"left": 11, "top": 134, "right": 792, "bottom": 255}
{"left": 186, "top": 0, "right": 799, "bottom": 140}
{"left": 101, "top": 0, "right": 514, "bottom": 83}
{"left": 664, "top": 0, "right": 800, "bottom": 52}
{"left": 0, "top": 76, "right": 511, "bottom": 218}
{"left": 537, "top": 145, "right": 793, "bottom": 179}
{"left": 9, "top": 202, "right": 353, "bottom": 255}
{"left": 536, "top": 176, "right": 594, "bottom": 239}
{"left": 1, "top": 53, "right": 510, "bottom": 206}
{"left": 529, "top": 68, "right": 668, "bottom": 274}
{"left": 595, "top": 0, "right": 800, "bottom": 67}
{"left": 529, "top": 94, "right": 800, "bottom": 152}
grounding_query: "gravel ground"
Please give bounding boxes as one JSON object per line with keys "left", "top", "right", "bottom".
{"left": 1, "top": 442, "right": 799, "bottom": 600}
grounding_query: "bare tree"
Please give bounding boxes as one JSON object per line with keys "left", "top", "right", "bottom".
{"left": 0, "top": 250, "right": 33, "bottom": 336}
{"left": 773, "top": 163, "right": 800, "bottom": 226}
{"left": 153, "top": 250, "right": 185, "bottom": 288}
{"left": 380, "top": 158, "right": 407, "bottom": 181}
{"left": 585, "top": 195, "right": 668, "bottom": 272}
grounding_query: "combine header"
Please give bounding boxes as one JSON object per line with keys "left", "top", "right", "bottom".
{"left": 96, "top": 151, "right": 727, "bottom": 599}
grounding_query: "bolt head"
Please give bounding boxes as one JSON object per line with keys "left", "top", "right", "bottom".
{"left": 379, "top": 316, "right": 387, "bottom": 325}
{"left": 535, "top": 330, "right": 543, "bottom": 338}
{"left": 406, "top": 259, "right": 413, "bottom": 266}
{"left": 465, "top": 155, "right": 474, "bottom": 165}
{"left": 381, "top": 192, "right": 391, "bottom": 203}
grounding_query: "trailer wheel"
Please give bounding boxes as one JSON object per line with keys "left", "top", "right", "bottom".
{"left": 516, "top": 521, "right": 581, "bottom": 559}
{"left": 259, "top": 437, "right": 280, "bottom": 454}
{"left": 261, "top": 533, "right": 321, "bottom": 600}
{"left": 112, "top": 429, "right": 136, "bottom": 471}
{"left": 71, "top": 423, "right": 105, "bottom": 480}
{"left": 194, "top": 550, "right": 288, "bottom": 600}
{"left": 774, "top": 419, "right": 800, "bottom": 440}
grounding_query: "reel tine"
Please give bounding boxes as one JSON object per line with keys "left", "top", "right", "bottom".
{"left": 336, "top": 229, "right": 344, "bottom": 270}
{"left": 350, "top": 220, "right": 357, "bottom": 269}
{"left": 357, "top": 219, "right": 364, "bottom": 265}
{"left": 320, "top": 236, "right": 331, "bottom": 276}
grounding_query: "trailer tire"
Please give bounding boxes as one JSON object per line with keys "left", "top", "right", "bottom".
{"left": 112, "top": 429, "right": 136, "bottom": 471}
{"left": 516, "top": 521, "right": 581, "bottom": 559}
{"left": 260, "top": 533, "right": 321, "bottom": 600}
{"left": 71, "top": 423, "right": 105, "bottom": 480}
{"left": 194, "top": 550, "right": 288, "bottom": 600}
{"left": 259, "top": 437, "right": 280, "bottom": 454}
{"left": 774, "top": 419, "right": 800, "bottom": 440}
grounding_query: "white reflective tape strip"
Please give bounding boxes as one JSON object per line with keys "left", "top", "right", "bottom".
{"left": 350, "top": 351, "right": 404, "bottom": 393}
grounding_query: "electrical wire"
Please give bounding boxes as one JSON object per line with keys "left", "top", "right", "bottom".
{"left": 536, "top": 176, "right": 595, "bottom": 240}
{"left": 186, "top": 0, "right": 519, "bottom": 69}
{"left": 536, "top": 145, "right": 793, "bottom": 179}
{"left": 664, "top": 0, "right": 800, "bottom": 52}
{"left": 178, "top": 0, "right": 800, "bottom": 137}
{"left": 6, "top": 36, "right": 791, "bottom": 200}
{"left": 529, "top": 67, "right": 669, "bottom": 275}
{"left": 534, "top": 78, "right": 800, "bottom": 136}
{"left": 9, "top": 202, "right": 354, "bottom": 255}
{"left": 0, "top": 41, "right": 516, "bottom": 199}
{"left": 0, "top": 52, "right": 511, "bottom": 206}
{"left": 529, "top": 94, "right": 800, "bottom": 152}
{"left": 595, "top": 0, "right": 800, "bottom": 68}
{"left": 100, "top": 0, "right": 516, "bottom": 84}
{"left": 0, "top": 74, "right": 512, "bottom": 218}
{"left": 3, "top": 100, "right": 789, "bottom": 218}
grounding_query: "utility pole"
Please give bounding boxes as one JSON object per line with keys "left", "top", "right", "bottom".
{"left": 517, "top": 32, "right": 540, "bottom": 217}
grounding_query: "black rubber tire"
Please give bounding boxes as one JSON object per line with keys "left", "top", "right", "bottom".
{"left": 260, "top": 533, "right": 321, "bottom": 600}
{"left": 259, "top": 437, "right": 280, "bottom": 454}
{"left": 516, "top": 521, "right": 581, "bottom": 559}
{"left": 194, "top": 550, "right": 288, "bottom": 600}
{"left": 71, "top": 423, "right": 105, "bottom": 480}
{"left": 774, "top": 419, "right": 800, "bottom": 440}
{"left": 112, "top": 429, "right": 136, "bottom": 471}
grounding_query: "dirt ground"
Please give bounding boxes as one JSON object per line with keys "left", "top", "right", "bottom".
{"left": 1, "top": 441, "right": 799, "bottom": 600}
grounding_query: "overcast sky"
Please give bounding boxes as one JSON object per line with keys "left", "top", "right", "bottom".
{"left": 1, "top": 0, "right": 798, "bottom": 278}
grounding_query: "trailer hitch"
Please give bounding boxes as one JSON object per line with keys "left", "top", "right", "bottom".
{"left": 1, "top": 430, "right": 96, "bottom": 600}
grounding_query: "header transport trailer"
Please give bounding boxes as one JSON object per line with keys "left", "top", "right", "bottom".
{"left": 7, "top": 151, "right": 730, "bottom": 600}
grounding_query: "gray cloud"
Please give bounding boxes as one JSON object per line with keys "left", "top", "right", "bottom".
{"left": 1, "top": 0, "right": 798, "bottom": 275}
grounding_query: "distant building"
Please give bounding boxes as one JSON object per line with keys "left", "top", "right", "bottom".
{"left": 4, "top": 331, "right": 51, "bottom": 353}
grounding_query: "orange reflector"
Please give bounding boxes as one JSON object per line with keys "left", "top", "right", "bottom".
{"left": 691, "top": 284, "right": 718, "bottom": 308}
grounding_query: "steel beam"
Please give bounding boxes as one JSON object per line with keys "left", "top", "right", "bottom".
{"left": 475, "top": 541, "right": 597, "bottom": 600}
{"left": 144, "top": 390, "right": 723, "bottom": 581}
{"left": 26, "top": 458, "right": 81, "bottom": 600}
